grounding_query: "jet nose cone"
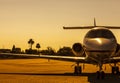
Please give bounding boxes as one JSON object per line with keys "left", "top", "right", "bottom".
{"left": 84, "top": 38, "right": 116, "bottom": 50}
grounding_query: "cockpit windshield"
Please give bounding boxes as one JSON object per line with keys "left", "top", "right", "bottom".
{"left": 85, "top": 28, "right": 115, "bottom": 38}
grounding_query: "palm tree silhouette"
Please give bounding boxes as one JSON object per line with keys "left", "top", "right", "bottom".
{"left": 36, "top": 43, "right": 41, "bottom": 53}
{"left": 28, "top": 39, "right": 34, "bottom": 50}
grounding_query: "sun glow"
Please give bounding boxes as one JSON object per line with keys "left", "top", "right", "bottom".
{"left": 0, "top": 0, "right": 120, "bottom": 50}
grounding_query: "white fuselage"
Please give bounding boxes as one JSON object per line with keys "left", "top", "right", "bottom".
{"left": 83, "top": 27, "right": 117, "bottom": 63}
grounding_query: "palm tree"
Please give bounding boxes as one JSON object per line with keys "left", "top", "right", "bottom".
{"left": 28, "top": 39, "right": 34, "bottom": 49}
{"left": 36, "top": 43, "right": 41, "bottom": 52}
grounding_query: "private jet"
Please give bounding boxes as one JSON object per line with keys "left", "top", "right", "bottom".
{"left": 1, "top": 19, "right": 120, "bottom": 79}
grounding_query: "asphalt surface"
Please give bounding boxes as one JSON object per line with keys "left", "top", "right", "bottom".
{"left": 0, "top": 59, "right": 120, "bottom": 83}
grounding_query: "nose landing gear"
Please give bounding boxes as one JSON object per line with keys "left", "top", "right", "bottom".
{"left": 74, "top": 63, "right": 82, "bottom": 75}
{"left": 96, "top": 71, "right": 105, "bottom": 79}
{"left": 96, "top": 63, "right": 105, "bottom": 79}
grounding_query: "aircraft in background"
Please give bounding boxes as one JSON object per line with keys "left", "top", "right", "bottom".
{"left": 1, "top": 19, "right": 120, "bottom": 79}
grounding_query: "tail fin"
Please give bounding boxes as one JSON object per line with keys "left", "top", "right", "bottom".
{"left": 94, "top": 18, "right": 96, "bottom": 27}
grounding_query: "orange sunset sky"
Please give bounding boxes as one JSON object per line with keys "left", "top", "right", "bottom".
{"left": 0, "top": 0, "right": 120, "bottom": 51}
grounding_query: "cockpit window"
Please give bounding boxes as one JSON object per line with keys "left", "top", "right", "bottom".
{"left": 85, "top": 29, "right": 115, "bottom": 38}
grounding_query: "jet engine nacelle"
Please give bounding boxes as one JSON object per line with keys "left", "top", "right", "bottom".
{"left": 72, "top": 43, "right": 85, "bottom": 57}
{"left": 115, "top": 44, "right": 120, "bottom": 56}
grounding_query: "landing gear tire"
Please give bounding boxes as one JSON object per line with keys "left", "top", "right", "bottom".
{"left": 116, "top": 67, "right": 119, "bottom": 74}
{"left": 96, "top": 71, "right": 100, "bottom": 79}
{"left": 101, "top": 71, "right": 105, "bottom": 79}
{"left": 74, "top": 66, "right": 78, "bottom": 74}
{"left": 112, "top": 67, "right": 119, "bottom": 75}
{"left": 74, "top": 66, "right": 82, "bottom": 75}
{"left": 96, "top": 71, "right": 105, "bottom": 79}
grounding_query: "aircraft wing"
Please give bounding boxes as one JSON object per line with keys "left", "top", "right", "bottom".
{"left": 39, "top": 55, "right": 86, "bottom": 62}
{"left": 109, "top": 57, "right": 120, "bottom": 62}
{"left": 0, "top": 53, "right": 87, "bottom": 63}
{"left": 103, "top": 56, "right": 120, "bottom": 64}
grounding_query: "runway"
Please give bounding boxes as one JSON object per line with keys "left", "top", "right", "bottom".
{"left": 0, "top": 59, "right": 120, "bottom": 83}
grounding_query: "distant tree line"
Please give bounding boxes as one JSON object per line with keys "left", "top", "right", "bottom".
{"left": 25, "top": 38, "right": 74, "bottom": 56}
{"left": 0, "top": 38, "right": 75, "bottom": 56}
{"left": 56, "top": 47, "right": 74, "bottom": 56}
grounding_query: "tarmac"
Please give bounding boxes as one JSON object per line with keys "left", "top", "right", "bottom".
{"left": 0, "top": 59, "right": 120, "bottom": 83}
